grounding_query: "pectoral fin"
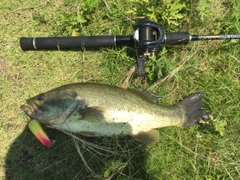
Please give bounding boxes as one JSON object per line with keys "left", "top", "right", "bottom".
{"left": 80, "top": 106, "right": 105, "bottom": 122}
{"left": 133, "top": 129, "right": 159, "bottom": 144}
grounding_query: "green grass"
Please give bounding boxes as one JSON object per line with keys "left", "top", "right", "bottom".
{"left": 1, "top": 0, "right": 240, "bottom": 179}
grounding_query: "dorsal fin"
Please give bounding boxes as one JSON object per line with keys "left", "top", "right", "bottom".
{"left": 131, "top": 89, "right": 162, "bottom": 103}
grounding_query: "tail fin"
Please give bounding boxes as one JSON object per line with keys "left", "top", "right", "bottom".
{"left": 177, "top": 92, "right": 208, "bottom": 126}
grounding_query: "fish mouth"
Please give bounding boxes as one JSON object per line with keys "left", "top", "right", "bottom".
{"left": 20, "top": 101, "right": 45, "bottom": 118}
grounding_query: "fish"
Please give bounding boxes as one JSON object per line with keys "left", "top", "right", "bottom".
{"left": 21, "top": 83, "right": 208, "bottom": 144}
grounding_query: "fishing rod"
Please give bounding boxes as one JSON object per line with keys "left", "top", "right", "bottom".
{"left": 20, "top": 20, "right": 240, "bottom": 76}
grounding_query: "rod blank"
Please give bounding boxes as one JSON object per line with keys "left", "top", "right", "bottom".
{"left": 191, "top": 34, "right": 240, "bottom": 41}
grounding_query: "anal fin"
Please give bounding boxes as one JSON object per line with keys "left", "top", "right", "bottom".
{"left": 133, "top": 129, "right": 159, "bottom": 144}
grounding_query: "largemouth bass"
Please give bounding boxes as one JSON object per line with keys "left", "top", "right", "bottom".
{"left": 21, "top": 83, "right": 207, "bottom": 144}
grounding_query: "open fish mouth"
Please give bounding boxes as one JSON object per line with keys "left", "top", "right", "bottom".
{"left": 20, "top": 102, "right": 45, "bottom": 118}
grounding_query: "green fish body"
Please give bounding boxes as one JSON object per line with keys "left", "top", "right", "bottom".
{"left": 21, "top": 83, "right": 207, "bottom": 143}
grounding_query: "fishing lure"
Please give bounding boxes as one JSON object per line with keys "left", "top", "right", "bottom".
{"left": 28, "top": 119, "right": 51, "bottom": 147}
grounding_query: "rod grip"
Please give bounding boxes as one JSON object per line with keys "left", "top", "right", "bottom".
{"left": 20, "top": 36, "right": 116, "bottom": 50}
{"left": 165, "top": 32, "right": 190, "bottom": 45}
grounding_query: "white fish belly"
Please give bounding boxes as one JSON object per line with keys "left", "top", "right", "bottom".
{"left": 50, "top": 109, "right": 180, "bottom": 137}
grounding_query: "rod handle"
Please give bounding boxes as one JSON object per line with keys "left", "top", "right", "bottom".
{"left": 20, "top": 36, "right": 116, "bottom": 51}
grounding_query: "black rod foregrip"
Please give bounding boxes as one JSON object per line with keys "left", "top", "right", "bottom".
{"left": 164, "top": 32, "right": 190, "bottom": 45}
{"left": 20, "top": 36, "right": 117, "bottom": 51}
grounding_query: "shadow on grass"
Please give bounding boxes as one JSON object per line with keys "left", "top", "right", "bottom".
{"left": 5, "top": 126, "right": 151, "bottom": 180}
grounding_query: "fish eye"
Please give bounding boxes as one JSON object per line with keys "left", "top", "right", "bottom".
{"left": 37, "top": 93, "right": 44, "bottom": 101}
